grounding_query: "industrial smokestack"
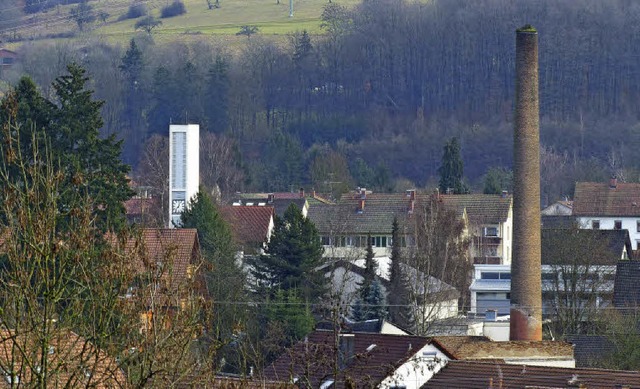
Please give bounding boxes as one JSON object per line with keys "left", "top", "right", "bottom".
{"left": 510, "top": 25, "right": 542, "bottom": 341}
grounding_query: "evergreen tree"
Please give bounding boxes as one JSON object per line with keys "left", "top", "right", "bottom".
{"left": 292, "top": 30, "right": 313, "bottom": 65}
{"left": 359, "top": 234, "right": 376, "bottom": 291}
{"left": 266, "top": 288, "right": 314, "bottom": 342}
{"left": 352, "top": 279, "right": 387, "bottom": 321}
{"left": 387, "top": 218, "right": 414, "bottom": 329}
{"left": 0, "top": 64, "right": 134, "bottom": 233}
{"left": 180, "top": 190, "right": 246, "bottom": 340}
{"left": 148, "top": 66, "right": 177, "bottom": 134}
{"left": 483, "top": 167, "right": 513, "bottom": 194}
{"left": 251, "top": 203, "right": 325, "bottom": 303}
{"left": 438, "top": 137, "right": 469, "bottom": 194}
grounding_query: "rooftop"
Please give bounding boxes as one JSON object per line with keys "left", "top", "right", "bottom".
{"left": 439, "top": 194, "right": 512, "bottom": 225}
{"left": 573, "top": 181, "right": 640, "bottom": 217}
{"left": 220, "top": 206, "right": 274, "bottom": 247}
{"left": 423, "top": 360, "right": 640, "bottom": 388}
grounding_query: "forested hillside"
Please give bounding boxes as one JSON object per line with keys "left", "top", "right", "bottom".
{"left": 3, "top": 0, "right": 640, "bottom": 203}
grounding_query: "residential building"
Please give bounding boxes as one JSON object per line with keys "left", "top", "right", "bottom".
{"left": 423, "top": 360, "right": 640, "bottom": 388}
{"left": 308, "top": 189, "right": 425, "bottom": 258}
{"left": 220, "top": 205, "right": 275, "bottom": 254}
{"left": 469, "top": 229, "right": 630, "bottom": 315}
{"left": 541, "top": 199, "right": 573, "bottom": 215}
{"left": 0, "top": 329, "right": 126, "bottom": 388}
{"left": 324, "top": 259, "right": 460, "bottom": 323}
{"left": 439, "top": 194, "right": 513, "bottom": 265}
{"left": 263, "top": 332, "right": 575, "bottom": 388}
{"left": 573, "top": 178, "right": 640, "bottom": 251}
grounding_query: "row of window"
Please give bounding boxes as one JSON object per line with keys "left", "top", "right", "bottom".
{"left": 320, "top": 235, "right": 413, "bottom": 248}
{"left": 591, "top": 219, "right": 640, "bottom": 231}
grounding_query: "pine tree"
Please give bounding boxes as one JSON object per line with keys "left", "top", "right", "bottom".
{"left": 360, "top": 234, "right": 376, "bottom": 291}
{"left": 438, "top": 137, "right": 469, "bottom": 194}
{"left": 0, "top": 64, "right": 134, "bottom": 233}
{"left": 387, "top": 218, "right": 414, "bottom": 330}
{"left": 251, "top": 203, "right": 326, "bottom": 303}
{"left": 352, "top": 279, "right": 387, "bottom": 321}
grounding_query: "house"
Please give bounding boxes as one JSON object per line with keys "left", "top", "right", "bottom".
{"left": 541, "top": 199, "right": 573, "bottom": 215}
{"left": 262, "top": 332, "right": 574, "bottom": 388}
{"left": 308, "top": 189, "right": 425, "bottom": 258}
{"left": 469, "top": 264, "right": 511, "bottom": 315}
{"left": 234, "top": 189, "right": 333, "bottom": 218}
{"left": 262, "top": 331, "right": 449, "bottom": 388}
{"left": 0, "top": 329, "right": 126, "bottom": 388}
{"left": 220, "top": 205, "right": 275, "bottom": 254}
{"left": 573, "top": 178, "right": 640, "bottom": 251}
{"left": 315, "top": 318, "right": 410, "bottom": 335}
{"left": 439, "top": 194, "right": 513, "bottom": 265}
{"left": 422, "top": 360, "right": 640, "bottom": 388}
{"left": 469, "top": 229, "right": 630, "bottom": 316}
{"left": 324, "top": 259, "right": 460, "bottom": 323}
{"left": 0, "top": 48, "right": 17, "bottom": 76}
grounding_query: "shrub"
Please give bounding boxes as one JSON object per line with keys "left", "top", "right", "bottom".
{"left": 160, "top": 0, "right": 186, "bottom": 18}
{"left": 119, "top": 3, "right": 147, "bottom": 20}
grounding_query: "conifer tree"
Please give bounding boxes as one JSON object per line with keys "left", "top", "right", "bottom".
{"left": 0, "top": 64, "right": 134, "bottom": 233}
{"left": 251, "top": 203, "right": 325, "bottom": 303}
{"left": 360, "top": 233, "right": 376, "bottom": 292}
{"left": 438, "top": 137, "right": 469, "bottom": 194}
{"left": 387, "top": 218, "right": 414, "bottom": 330}
{"left": 352, "top": 279, "right": 387, "bottom": 321}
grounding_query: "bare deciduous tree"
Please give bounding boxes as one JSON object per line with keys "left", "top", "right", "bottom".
{"left": 200, "top": 131, "right": 245, "bottom": 201}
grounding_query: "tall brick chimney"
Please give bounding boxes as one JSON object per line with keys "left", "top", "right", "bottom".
{"left": 510, "top": 25, "right": 542, "bottom": 341}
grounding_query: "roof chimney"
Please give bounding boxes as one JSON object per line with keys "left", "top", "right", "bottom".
{"left": 610, "top": 176, "right": 618, "bottom": 189}
{"left": 299, "top": 187, "right": 305, "bottom": 198}
{"left": 267, "top": 193, "right": 275, "bottom": 203}
{"left": 360, "top": 188, "right": 367, "bottom": 199}
{"left": 357, "top": 199, "right": 365, "bottom": 213}
{"left": 511, "top": 25, "right": 542, "bottom": 341}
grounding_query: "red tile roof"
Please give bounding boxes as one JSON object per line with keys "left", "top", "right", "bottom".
{"left": 220, "top": 206, "right": 274, "bottom": 246}
{"left": 262, "top": 330, "right": 431, "bottom": 388}
{"left": 573, "top": 182, "right": 640, "bottom": 217}
{"left": 423, "top": 360, "right": 640, "bottom": 388}
{"left": 123, "top": 228, "right": 199, "bottom": 288}
{"left": 0, "top": 329, "right": 126, "bottom": 388}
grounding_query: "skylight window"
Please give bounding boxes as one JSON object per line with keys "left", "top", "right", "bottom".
{"left": 320, "top": 379, "right": 334, "bottom": 389}
{"left": 366, "top": 344, "right": 377, "bottom": 352}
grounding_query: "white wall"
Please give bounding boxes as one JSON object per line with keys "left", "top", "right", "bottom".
{"left": 578, "top": 216, "right": 638, "bottom": 249}
{"left": 378, "top": 344, "right": 450, "bottom": 389}
{"left": 169, "top": 124, "right": 199, "bottom": 228}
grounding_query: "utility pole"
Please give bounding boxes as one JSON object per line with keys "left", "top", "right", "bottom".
{"left": 289, "top": 0, "right": 293, "bottom": 17}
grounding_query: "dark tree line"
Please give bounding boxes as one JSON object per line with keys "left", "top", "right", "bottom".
{"left": 6, "top": 0, "right": 640, "bottom": 201}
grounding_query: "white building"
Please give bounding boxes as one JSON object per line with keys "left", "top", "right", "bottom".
{"left": 169, "top": 124, "right": 199, "bottom": 227}
{"left": 573, "top": 179, "right": 640, "bottom": 250}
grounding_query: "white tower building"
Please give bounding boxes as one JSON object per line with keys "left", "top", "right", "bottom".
{"left": 169, "top": 124, "right": 199, "bottom": 228}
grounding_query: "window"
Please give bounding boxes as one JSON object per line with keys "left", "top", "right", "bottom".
{"left": 615, "top": 220, "right": 622, "bottom": 230}
{"left": 592, "top": 220, "right": 600, "bottom": 229}
{"left": 1, "top": 57, "right": 14, "bottom": 65}
{"left": 321, "top": 236, "right": 331, "bottom": 246}
{"left": 483, "top": 227, "right": 498, "bottom": 237}
{"left": 371, "top": 236, "right": 388, "bottom": 247}
{"left": 542, "top": 272, "right": 558, "bottom": 281}
{"left": 637, "top": 220, "right": 640, "bottom": 233}
{"left": 481, "top": 272, "right": 511, "bottom": 280}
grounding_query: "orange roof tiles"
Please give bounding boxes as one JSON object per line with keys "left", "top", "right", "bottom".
{"left": 0, "top": 329, "right": 126, "bottom": 388}
{"left": 220, "top": 206, "right": 274, "bottom": 246}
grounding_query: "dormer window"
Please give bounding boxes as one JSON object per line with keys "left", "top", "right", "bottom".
{"left": 483, "top": 227, "right": 498, "bottom": 237}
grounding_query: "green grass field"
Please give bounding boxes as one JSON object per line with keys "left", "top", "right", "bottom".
{"left": 8, "top": 0, "right": 361, "bottom": 46}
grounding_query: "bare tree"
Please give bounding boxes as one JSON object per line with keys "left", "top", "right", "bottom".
{"left": 134, "top": 134, "right": 170, "bottom": 227}
{"left": 199, "top": 131, "right": 245, "bottom": 201}
{"left": 408, "top": 194, "right": 471, "bottom": 335}
{"left": 542, "top": 227, "right": 619, "bottom": 338}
